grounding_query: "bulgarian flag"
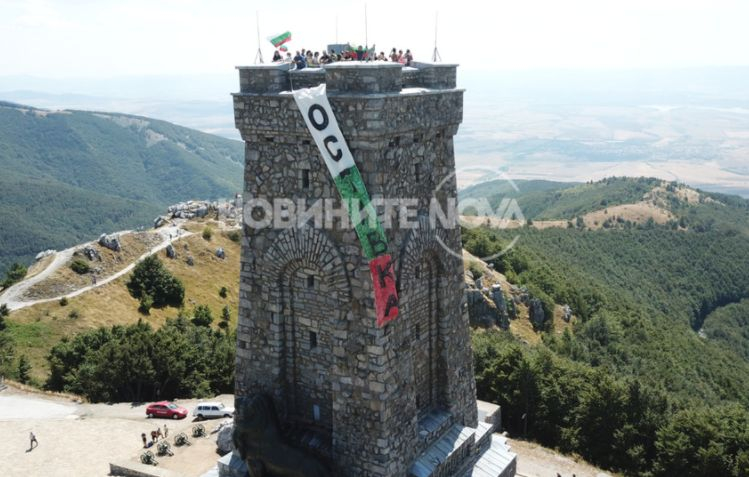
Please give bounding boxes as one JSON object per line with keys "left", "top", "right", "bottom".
{"left": 269, "top": 31, "right": 292, "bottom": 48}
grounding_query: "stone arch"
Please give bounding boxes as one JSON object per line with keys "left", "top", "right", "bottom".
{"left": 258, "top": 226, "right": 351, "bottom": 433}
{"left": 398, "top": 215, "right": 453, "bottom": 415}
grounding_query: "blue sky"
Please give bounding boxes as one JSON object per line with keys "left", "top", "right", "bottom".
{"left": 1, "top": 0, "right": 748, "bottom": 77}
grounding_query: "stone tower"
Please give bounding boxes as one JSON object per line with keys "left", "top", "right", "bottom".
{"left": 231, "top": 62, "right": 516, "bottom": 477}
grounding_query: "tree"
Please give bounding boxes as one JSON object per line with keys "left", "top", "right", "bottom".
{"left": 0, "top": 304, "right": 8, "bottom": 331}
{"left": 17, "top": 355, "right": 31, "bottom": 384}
{"left": 45, "top": 318, "right": 235, "bottom": 402}
{"left": 192, "top": 305, "right": 213, "bottom": 327}
{"left": 127, "top": 255, "right": 184, "bottom": 308}
{"left": 2, "top": 262, "right": 28, "bottom": 288}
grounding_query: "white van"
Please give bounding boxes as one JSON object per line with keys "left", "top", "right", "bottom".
{"left": 193, "top": 402, "right": 235, "bottom": 420}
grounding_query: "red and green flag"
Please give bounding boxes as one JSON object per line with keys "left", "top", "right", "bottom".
{"left": 269, "top": 31, "right": 291, "bottom": 48}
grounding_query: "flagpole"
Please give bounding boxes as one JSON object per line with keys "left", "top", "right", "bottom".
{"left": 364, "top": 4, "right": 368, "bottom": 49}
{"left": 335, "top": 16, "right": 339, "bottom": 44}
{"left": 254, "top": 11, "right": 264, "bottom": 64}
{"left": 432, "top": 11, "right": 441, "bottom": 63}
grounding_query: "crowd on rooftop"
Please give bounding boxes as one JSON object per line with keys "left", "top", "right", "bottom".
{"left": 272, "top": 47, "right": 414, "bottom": 70}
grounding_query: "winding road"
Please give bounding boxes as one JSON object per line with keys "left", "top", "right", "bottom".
{"left": 0, "top": 225, "right": 192, "bottom": 312}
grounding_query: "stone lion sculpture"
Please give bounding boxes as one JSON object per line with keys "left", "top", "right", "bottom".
{"left": 233, "top": 394, "right": 331, "bottom": 477}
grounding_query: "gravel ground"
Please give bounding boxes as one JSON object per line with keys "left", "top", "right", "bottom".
{"left": 0, "top": 384, "right": 616, "bottom": 477}
{"left": 0, "top": 384, "right": 232, "bottom": 477}
{"left": 509, "top": 438, "right": 616, "bottom": 477}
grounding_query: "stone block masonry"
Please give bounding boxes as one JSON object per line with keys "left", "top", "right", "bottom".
{"left": 232, "top": 61, "right": 514, "bottom": 477}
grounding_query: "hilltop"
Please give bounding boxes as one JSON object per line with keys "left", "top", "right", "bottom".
{"left": 0, "top": 101, "right": 244, "bottom": 274}
{"left": 460, "top": 176, "right": 749, "bottom": 233}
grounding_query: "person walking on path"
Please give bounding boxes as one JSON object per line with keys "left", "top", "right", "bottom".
{"left": 29, "top": 432, "right": 38, "bottom": 450}
{"left": 163, "top": 424, "right": 168, "bottom": 438}
{"left": 141, "top": 433, "right": 147, "bottom": 448}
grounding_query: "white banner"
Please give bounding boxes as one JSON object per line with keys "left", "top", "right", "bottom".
{"left": 293, "top": 84, "right": 356, "bottom": 179}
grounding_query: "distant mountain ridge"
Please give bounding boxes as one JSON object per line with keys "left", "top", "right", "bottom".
{"left": 0, "top": 101, "right": 244, "bottom": 273}
{"left": 460, "top": 176, "right": 749, "bottom": 234}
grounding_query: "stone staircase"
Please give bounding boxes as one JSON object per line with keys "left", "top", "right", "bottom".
{"left": 408, "top": 404, "right": 516, "bottom": 477}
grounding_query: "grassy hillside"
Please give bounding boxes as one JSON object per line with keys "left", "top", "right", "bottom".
{"left": 0, "top": 101, "right": 244, "bottom": 274}
{"left": 5, "top": 224, "right": 241, "bottom": 383}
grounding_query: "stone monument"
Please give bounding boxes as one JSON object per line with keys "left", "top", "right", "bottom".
{"left": 228, "top": 61, "right": 516, "bottom": 477}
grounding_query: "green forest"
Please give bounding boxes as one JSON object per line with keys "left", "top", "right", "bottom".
{"left": 463, "top": 178, "right": 749, "bottom": 476}
{"left": 0, "top": 101, "right": 244, "bottom": 274}
{"left": 45, "top": 316, "right": 235, "bottom": 403}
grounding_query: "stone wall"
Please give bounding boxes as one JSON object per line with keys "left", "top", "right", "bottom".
{"left": 234, "top": 62, "right": 476, "bottom": 476}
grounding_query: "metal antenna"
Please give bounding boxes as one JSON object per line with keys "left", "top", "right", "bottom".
{"left": 335, "top": 16, "right": 339, "bottom": 44}
{"left": 254, "top": 11, "right": 264, "bottom": 64}
{"left": 364, "top": 4, "right": 368, "bottom": 48}
{"left": 432, "top": 11, "right": 442, "bottom": 63}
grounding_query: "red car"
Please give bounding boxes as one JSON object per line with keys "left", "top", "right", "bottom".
{"left": 145, "top": 401, "right": 188, "bottom": 419}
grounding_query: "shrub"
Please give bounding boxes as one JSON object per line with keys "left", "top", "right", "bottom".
{"left": 68, "top": 309, "right": 80, "bottom": 320}
{"left": 191, "top": 305, "right": 213, "bottom": 327}
{"left": 70, "top": 259, "right": 91, "bottom": 275}
{"left": 467, "top": 261, "right": 484, "bottom": 280}
{"left": 59, "top": 297, "right": 68, "bottom": 307}
{"left": 219, "top": 286, "right": 228, "bottom": 298}
{"left": 202, "top": 226, "right": 213, "bottom": 241}
{"left": 138, "top": 294, "right": 154, "bottom": 315}
{"left": 126, "top": 255, "right": 184, "bottom": 308}
{"left": 219, "top": 305, "right": 231, "bottom": 330}
{"left": 226, "top": 230, "right": 241, "bottom": 243}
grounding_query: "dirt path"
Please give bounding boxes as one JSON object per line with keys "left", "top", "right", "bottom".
{"left": 0, "top": 225, "right": 192, "bottom": 312}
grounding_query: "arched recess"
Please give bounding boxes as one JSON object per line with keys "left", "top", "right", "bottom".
{"left": 258, "top": 226, "right": 351, "bottom": 433}
{"left": 399, "top": 215, "right": 452, "bottom": 416}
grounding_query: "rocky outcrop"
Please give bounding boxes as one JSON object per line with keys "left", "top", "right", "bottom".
{"left": 529, "top": 298, "right": 546, "bottom": 330}
{"left": 81, "top": 246, "right": 101, "bottom": 261}
{"left": 165, "top": 199, "right": 242, "bottom": 221}
{"left": 34, "top": 250, "right": 56, "bottom": 261}
{"left": 153, "top": 216, "right": 169, "bottom": 228}
{"left": 98, "top": 233, "right": 121, "bottom": 252}
{"left": 490, "top": 284, "right": 510, "bottom": 329}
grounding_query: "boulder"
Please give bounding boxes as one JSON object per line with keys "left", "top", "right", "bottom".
{"left": 98, "top": 233, "right": 121, "bottom": 252}
{"left": 216, "top": 420, "right": 235, "bottom": 455}
{"left": 165, "top": 244, "right": 176, "bottom": 259}
{"left": 216, "top": 248, "right": 226, "bottom": 259}
{"left": 562, "top": 304, "right": 573, "bottom": 322}
{"left": 186, "top": 256, "right": 195, "bottom": 266}
{"left": 82, "top": 246, "right": 101, "bottom": 261}
{"left": 153, "top": 216, "right": 169, "bottom": 228}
